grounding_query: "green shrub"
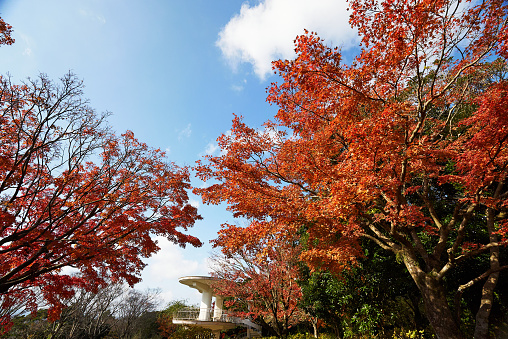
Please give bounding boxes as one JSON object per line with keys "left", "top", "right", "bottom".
{"left": 262, "top": 334, "right": 336, "bottom": 339}
{"left": 390, "top": 329, "right": 428, "bottom": 339}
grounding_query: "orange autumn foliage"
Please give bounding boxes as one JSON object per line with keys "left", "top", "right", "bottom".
{"left": 0, "top": 17, "right": 14, "bottom": 46}
{"left": 210, "top": 238, "right": 306, "bottom": 338}
{"left": 196, "top": 1, "right": 508, "bottom": 338}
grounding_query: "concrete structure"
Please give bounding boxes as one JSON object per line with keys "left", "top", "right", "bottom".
{"left": 173, "top": 276, "right": 262, "bottom": 339}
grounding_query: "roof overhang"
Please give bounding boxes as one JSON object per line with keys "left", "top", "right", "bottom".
{"left": 178, "top": 276, "right": 218, "bottom": 294}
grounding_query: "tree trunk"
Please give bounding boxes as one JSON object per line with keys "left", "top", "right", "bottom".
{"left": 408, "top": 293, "right": 427, "bottom": 330}
{"left": 474, "top": 207, "right": 500, "bottom": 339}
{"left": 333, "top": 323, "right": 343, "bottom": 339}
{"left": 474, "top": 271, "right": 499, "bottom": 339}
{"left": 403, "top": 252, "right": 464, "bottom": 339}
{"left": 311, "top": 317, "right": 318, "bottom": 338}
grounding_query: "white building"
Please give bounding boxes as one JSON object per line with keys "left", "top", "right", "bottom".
{"left": 173, "top": 276, "right": 262, "bottom": 338}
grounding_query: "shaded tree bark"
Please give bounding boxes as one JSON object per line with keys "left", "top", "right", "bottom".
{"left": 403, "top": 251, "right": 464, "bottom": 339}
{"left": 474, "top": 206, "right": 501, "bottom": 339}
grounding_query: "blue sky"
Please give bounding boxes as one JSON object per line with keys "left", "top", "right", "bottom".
{"left": 0, "top": 0, "right": 359, "bottom": 307}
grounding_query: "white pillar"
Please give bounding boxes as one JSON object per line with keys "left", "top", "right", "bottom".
{"left": 213, "top": 296, "right": 223, "bottom": 320}
{"left": 199, "top": 290, "right": 212, "bottom": 321}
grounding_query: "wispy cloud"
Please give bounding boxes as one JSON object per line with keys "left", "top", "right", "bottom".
{"left": 231, "top": 84, "right": 244, "bottom": 92}
{"left": 178, "top": 123, "right": 192, "bottom": 140}
{"left": 200, "top": 130, "right": 233, "bottom": 157}
{"left": 136, "top": 237, "right": 203, "bottom": 305}
{"left": 19, "top": 33, "right": 35, "bottom": 58}
{"left": 203, "top": 142, "right": 219, "bottom": 156}
{"left": 22, "top": 48, "right": 32, "bottom": 57}
{"left": 217, "top": 0, "right": 359, "bottom": 80}
{"left": 231, "top": 79, "right": 247, "bottom": 92}
{"left": 79, "top": 8, "right": 106, "bottom": 24}
{"left": 189, "top": 199, "right": 200, "bottom": 209}
{"left": 141, "top": 237, "right": 200, "bottom": 282}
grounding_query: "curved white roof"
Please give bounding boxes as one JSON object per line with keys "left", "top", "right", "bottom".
{"left": 178, "top": 276, "right": 219, "bottom": 294}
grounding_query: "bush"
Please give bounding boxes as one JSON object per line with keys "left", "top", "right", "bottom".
{"left": 391, "top": 329, "right": 428, "bottom": 339}
{"left": 261, "top": 329, "right": 432, "bottom": 339}
{"left": 261, "top": 334, "right": 335, "bottom": 339}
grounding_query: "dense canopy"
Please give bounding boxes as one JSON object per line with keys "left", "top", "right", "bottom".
{"left": 195, "top": 0, "right": 508, "bottom": 337}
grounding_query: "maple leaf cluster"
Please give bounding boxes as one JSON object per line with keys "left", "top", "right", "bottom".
{"left": 0, "top": 18, "right": 14, "bottom": 46}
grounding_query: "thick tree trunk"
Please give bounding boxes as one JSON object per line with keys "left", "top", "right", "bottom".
{"left": 403, "top": 252, "right": 464, "bottom": 339}
{"left": 474, "top": 271, "right": 499, "bottom": 339}
{"left": 474, "top": 207, "right": 500, "bottom": 339}
{"left": 419, "top": 275, "right": 464, "bottom": 339}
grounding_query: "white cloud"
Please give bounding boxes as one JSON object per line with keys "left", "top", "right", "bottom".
{"left": 59, "top": 265, "right": 80, "bottom": 276}
{"left": 232, "top": 79, "right": 247, "bottom": 92}
{"left": 142, "top": 237, "right": 200, "bottom": 282}
{"left": 203, "top": 142, "right": 220, "bottom": 156}
{"left": 79, "top": 8, "right": 107, "bottom": 24}
{"left": 217, "top": 0, "right": 359, "bottom": 80}
{"left": 199, "top": 130, "right": 236, "bottom": 158}
{"left": 136, "top": 237, "right": 209, "bottom": 306}
{"left": 178, "top": 123, "right": 192, "bottom": 140}
{"left": 22, "top": 48, "right": 32, "bottom": 57}
{"left": 231, "top": 84, "right": 244, "bottom": 92}
{"left": 19, "top": 33, "right": 35, "bottom": 58}
{"left": 189, "top": 199, "right": 200, "bottom": 209}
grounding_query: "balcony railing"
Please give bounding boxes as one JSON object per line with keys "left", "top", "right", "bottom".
{"left": 173, "top": 307, "right": 263, "bottom": 334}
{"left": 173, "top": 307, "right": 236, "bottom": 322}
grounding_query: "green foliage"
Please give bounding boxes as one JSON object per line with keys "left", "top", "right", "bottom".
{"left": 343, "top": 304, "right": 382, "bottom": 338}
{"left": 262, "top": 328, "right": 434, "bottom": 339}
{"left": 390, "top": 329, "right": 434, "bottom": 339}
{"left": 130, "top": 311, "right": 161, "bottom": 339}
{"left": 263, "top": 334, "right": 330, "bottom": 339}
{"left": 165, "top": 325, "right": 213, "bottom": 339}
{"left": 156, "top": 300, "right": 215, "bottom": 339}
{"left": 1, "top": 309, "right": 53, "bottom": 339}
{"left": 298, "top": 240, "right": 427, "bottom": 338}
{"left": 161, "top": 300, "right": 188, "bottom": 315}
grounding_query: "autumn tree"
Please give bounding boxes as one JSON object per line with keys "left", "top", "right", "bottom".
{"left": 195, "top": 0, "right": 508, "bottom": 338}
{"left": 0, "top": 17, "right": 14, "bottom": 46}
{"left": 210, "top": 227, "right": 306, "bottom": 338}
{"left": 0, "top": 72, "right": 202, "bottom": 331}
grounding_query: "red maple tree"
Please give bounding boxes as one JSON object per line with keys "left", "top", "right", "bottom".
{"left": 0, "top": 17, "right": 14, "bottom": 46}
{"left": 195, "top": 1, "right": 508, "bottom": 338}
{"left": 210, "top": 227, "right": 306, "bottom": 338}
{"left": 0, "top": 72, "right": 202, "bottom": 331}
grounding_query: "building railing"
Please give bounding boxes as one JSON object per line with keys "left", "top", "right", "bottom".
{"left": 173, "top": 307, "right": 201, "bottom": 321}
{"left": 173, "top": 307, "right": 235, "bottom": 322}
{"left": 173, "top": 307, "right": 262, "bottom": 333}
